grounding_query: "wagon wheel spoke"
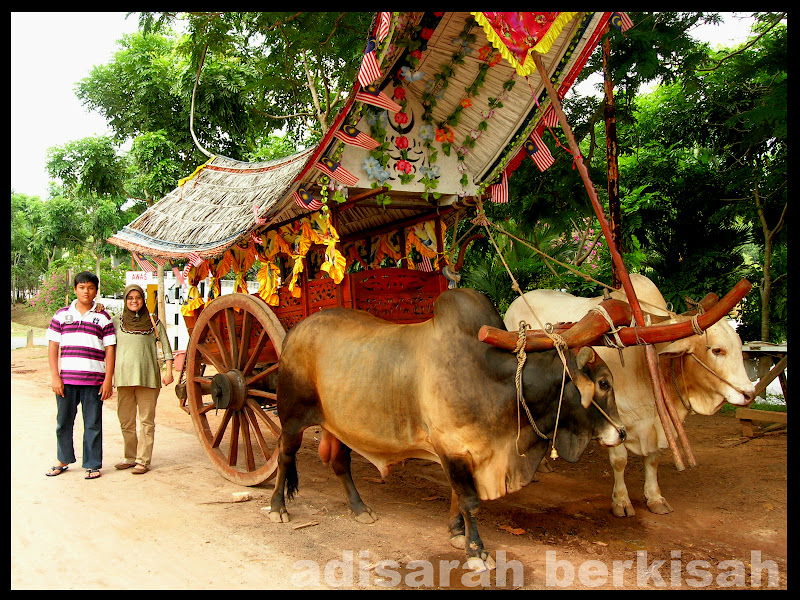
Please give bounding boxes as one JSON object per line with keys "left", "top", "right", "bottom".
{"left": 195, "top": 342, "right": 226, "bottom": 374}
{"left": 242, "top": 329, "right": 269, "bottom": 376}
{"left": 207, "top": 316, "right": 232, "bottom": 371}
{"left": 246, "top": 362, "right": 279, "bottom": 387}
{"left": 246, "top": 398, "right": 282, "bottom": 437}
{"left": 238, "top": 310, "right": 253, "bottom": 371}
{"left": 224, "top": 307, "right": 239, "bottom": 372}
{"left": 211, "top": 408, "right": 234, "bottom": 448}
{"left": 243, "top": 404, "right": 272, "bottom": 459}
{"left": 228, "top": 412, "right": 240, "bottom": 466}
{"left": 239, "top": 409, "right": 256, "bottom": 471}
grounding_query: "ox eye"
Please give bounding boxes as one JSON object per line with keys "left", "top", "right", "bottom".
{"left": 711, "top": 347, "right": 726, "bottom": 357}
{"left": 598, "top": 379, "right": 610, "bottom": 391}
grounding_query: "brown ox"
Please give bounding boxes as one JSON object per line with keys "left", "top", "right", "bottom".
{"left": 270, "top": 288, "right": 625, "bottom": 570}
{"left": 504, "top": 274, "right": 755, "bottom": 517}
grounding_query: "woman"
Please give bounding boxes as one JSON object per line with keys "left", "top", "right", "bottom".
{"left": 112, "top": 284, "right": 173, "bottom": 474}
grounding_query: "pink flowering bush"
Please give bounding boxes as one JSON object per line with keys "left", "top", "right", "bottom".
{"left": 29, "top": 267, "right": 73, "bottom": 315}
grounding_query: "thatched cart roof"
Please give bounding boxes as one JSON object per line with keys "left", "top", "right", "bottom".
{"left": 110, "top": 11, "right": 613, "bottom": 261}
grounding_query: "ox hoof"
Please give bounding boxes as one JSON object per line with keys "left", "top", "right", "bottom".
{"left": 647, "top": 497, "right": 674, "bottom": 515}
{"left": 449, "top": 534, "right": 466, "bottom": 550}
{"left": 269, "top": 509, "right": 291, "bottom": 523}
{"left": 612, "top": 501, "right": 636, "bottom": 518}
{"left": 466, "top": 554, "right": 496, "bottom": 572}
{"left": 353, "top": 508, "right": 377, "bottom": 524}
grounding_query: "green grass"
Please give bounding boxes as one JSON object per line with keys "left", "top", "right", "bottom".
{"left": 719, "top": 399, "right": 786, "bottom": 414}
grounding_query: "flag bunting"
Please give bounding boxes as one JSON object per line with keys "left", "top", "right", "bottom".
{"left": 132, "top": 251, "right": 156, "bottom": 273}
{"left": 525, "top": 130, "right": 555, "bottom": 172}
{"left": 489, "top": 169, "right": 508, "bottom": 203}
{"left": 610, "top": 12, "right": 633, "bottom": 32}
{"left": 358, "top": 37, "right": 382, "bottom": 87}
{"left": 294, "top": 186, "right": 324, "bottom": 211}
{"left": 356, "top": 84, "right": 402, "bottom": 113}
{"left": 315, "top": 157, "right": 359, "bottom": 187}
{"left": 334, "top": 124, "right": 380, "bottom": 150}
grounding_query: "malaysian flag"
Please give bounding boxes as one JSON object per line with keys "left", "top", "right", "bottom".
{"left": 610, "top": 12, "right": 633, "bottom": 32}
{"left": 150, "top": 255, "right": 167, "bottom": 268}
{"left": 182, "top": 251, "right": 204, "bottom": 277}
{"left": 132, "top": 251, "right": 156, "bottom": 273}
{"left": 172, "top": 266, "right": 185, "bottom": 286}
{"left": 525, "top": 131, "right": 555, "bottom": 172}
{"left": 358, "top": 37, "right": 381, "bottom": 87}
{"left": 489, "top": 169, "right": 508, "bottom": 203}
{"left": 356, "top": 84, "right": 402, "bottom": 113}
{"left": 315, "top": 157, "right": 359, "bottom": 186}
{"left": 334, "top": 124, "right": 380, "bottom": 150}
{"left": 415, "top": 256, "right": 433, "bottom": 272}
{"left": 293, "top": 186, "right": 323, "bottom": 211}
{"left": 541, "top": 106, "right": 559, "bottom": 129}
{"left": 376, "top": 12, "right": 391, "bottom": 41}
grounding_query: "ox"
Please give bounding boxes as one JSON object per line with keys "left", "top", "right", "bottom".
{"left": 504, "top": 274, "right": 755, "bottom": 517}
{"left": 270, "top": 288, "right": 625, "bottom": 569}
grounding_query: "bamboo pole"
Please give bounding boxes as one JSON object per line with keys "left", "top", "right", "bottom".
{"left": 532, "top": 51, "right": 691, "bottom": 470}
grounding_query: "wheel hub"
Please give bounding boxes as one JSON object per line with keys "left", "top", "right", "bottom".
{"left": 210, "top": 370, "right": 247, "bottom": 410}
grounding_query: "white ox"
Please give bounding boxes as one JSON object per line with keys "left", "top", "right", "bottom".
{"left": 504, "top": 275, "right": 755, "bottom": 517}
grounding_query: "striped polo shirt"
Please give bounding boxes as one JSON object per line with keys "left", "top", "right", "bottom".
{"left": 46, "top": 300, "right": 116, "bottom": 386}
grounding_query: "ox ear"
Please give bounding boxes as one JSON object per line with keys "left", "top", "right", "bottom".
{"left": 658, "top": 338, "right": 692, "bottom": 359}
{"left": 569, "top": 347, "right": 596, "bottom": 409}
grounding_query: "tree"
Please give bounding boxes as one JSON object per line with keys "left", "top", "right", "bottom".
{"left": 45, "top": 137, "right": 133, "bottom": 277}
{"left": 137, "top": 12, "right": 373, "bottom": 142}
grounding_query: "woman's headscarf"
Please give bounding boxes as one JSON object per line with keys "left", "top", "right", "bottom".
{"left": 120, "top": 283, "right": 159, "bottom": 334}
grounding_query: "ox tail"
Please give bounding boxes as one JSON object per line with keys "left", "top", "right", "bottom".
{"left": 285, "top": 459, "right": 299, "bottom": 500}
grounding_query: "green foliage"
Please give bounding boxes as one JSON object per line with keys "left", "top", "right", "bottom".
{"left": 29, "top": 256, "right": 128, "bottom": 315}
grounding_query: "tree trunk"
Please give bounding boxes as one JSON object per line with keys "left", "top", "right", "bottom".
{"left": 157, "top": 263, "right": 166, "bottom": 327}
{"left": 603, "top": 34, "right": 623, "bottom": 290}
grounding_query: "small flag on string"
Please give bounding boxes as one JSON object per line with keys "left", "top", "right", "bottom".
{"left": 293, "top": 186, "right": 323, "bottom": 211}
{"left": 358, "top": 37, "right": 382, "bottom": 87}
{"left": 541, "top": 106, "right": 559, "bottom": 129}
{"left": 132, "top": 251, "right": 156, "bottom": 273}
{"left": 610, "top": 12, "right": 633, "bottom": 32}
{"left": 315, "top": 157, "right": 359, "bottom": 187}
{"left": 252, "top": 204, "right": 267, "bottom": 225}
{"left": 489, "top": 169, "right": 508, "bottom": 203}
{"left": 376, "top": 12, "right": 391, "bottom": 41}
{"left": 334, "top": 124, "right": 380, "bottom": 150}
{"left": 150, "top": 255, "right": 167, "bottom": 267}
{"left": 525, "top": 131, "right": 555, "bottom": 172}
{"left": 182, "top": 251, "right": 204, "bottom": 277}
{"left": 416, "top": 256, "right": 433, "bottom": 272}
{"left": 356, "top": 84, "right": 402, "bottom": 113}
{"left": 172, "top": 266, "right": 185, "bottom": 286}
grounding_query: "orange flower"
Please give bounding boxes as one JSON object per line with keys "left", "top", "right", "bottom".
{"left": 460, "top": 98, "right": 472, "bottom": 109}
{"left": 435, "top": 127, "right": 454, "bottom": 143}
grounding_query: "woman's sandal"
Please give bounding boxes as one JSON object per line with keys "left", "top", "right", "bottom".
{"left": 85, "top": 469, "right": 102, "bottom": 479}
{"left": 46, "top": 465, "right": 69, "bottom": 477}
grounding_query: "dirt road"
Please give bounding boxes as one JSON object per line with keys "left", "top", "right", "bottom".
{"left": 11, "top": 346, "right": 787, "bottom": 589}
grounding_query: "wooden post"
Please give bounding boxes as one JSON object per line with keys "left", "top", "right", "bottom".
{"left": 532, "top": 51, "right": 692, "bottom": 470}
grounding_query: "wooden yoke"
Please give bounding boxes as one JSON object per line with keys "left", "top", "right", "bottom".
{"left": 479, "top": 280, "right": 752, "bottom": 352}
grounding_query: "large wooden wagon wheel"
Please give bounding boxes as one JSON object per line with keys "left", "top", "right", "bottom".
{"left": 185, "top": 293, "right": 286, "bottom": 486}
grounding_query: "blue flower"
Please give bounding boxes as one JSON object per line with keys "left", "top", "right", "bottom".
{"left": 419, "top": 165, "right": 440, "bottom": 179}
{"left": 418, "top": 124, "right": 435, "bottom": 142}
{"left": 400, "top": 66, "right": 425, "bottom": 82}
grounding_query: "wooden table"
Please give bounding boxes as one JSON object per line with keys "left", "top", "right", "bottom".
{"left": 738, "top": 342, "right": 787, "bottom": 436}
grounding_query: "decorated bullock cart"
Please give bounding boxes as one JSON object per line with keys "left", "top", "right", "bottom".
{"left": 109, "top": 12, "right": 752, "bottom": 486}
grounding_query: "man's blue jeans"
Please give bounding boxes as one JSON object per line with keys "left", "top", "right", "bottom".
{"left": 56, "top": 385, "right": 103, "bottom": 470}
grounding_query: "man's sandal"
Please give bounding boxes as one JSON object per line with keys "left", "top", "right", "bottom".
{"left": 46, "top": 465, "right": 69, "bottom": 477}
{"left": 85, "top": 469, "right": 101, "bottom": 479}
